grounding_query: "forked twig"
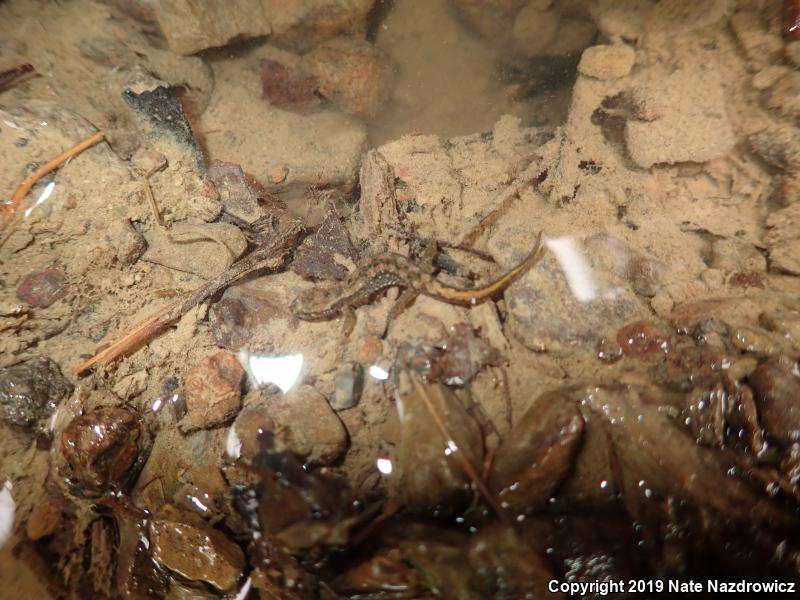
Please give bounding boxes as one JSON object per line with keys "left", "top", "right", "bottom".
{"left": 409, "top": 375, "right": 510, "bottom": 524}
{"left": 74, "top": 221, "right": 303, "bottom": 374}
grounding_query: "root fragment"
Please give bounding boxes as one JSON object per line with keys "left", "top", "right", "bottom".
{"left": 1, "top": 131, "right": 106, "bottom": 248}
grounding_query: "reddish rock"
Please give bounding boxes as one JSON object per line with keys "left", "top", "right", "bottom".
{"left": 60, "top": 406, "right": 144, "bottom": 492}
{"left": 617, "top": 320, "right": 671, "bottom": 358}
{"left": 260, "top": 57, "right": 321, "bottom": 113}
{"left": 16, "top": 267, "right": 67, "bottom": 308}
{"left": 180, "top": 352, "right": 245, "bottom": 432}
{"left": 303, "top": 37, "right": 393, "bottom": 119}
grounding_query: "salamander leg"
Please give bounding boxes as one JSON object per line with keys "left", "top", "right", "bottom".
{"left": 419, "top": 240, "right": 438, "bottom": 274}
{"left": 383, "top": 288, "right": 420, "bottom": 337}
{"left": 341, "top": 306, "right": 357, "bottom": 337}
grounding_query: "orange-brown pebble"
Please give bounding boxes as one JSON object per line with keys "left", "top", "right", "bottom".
{"left": 180, "top": 352, "right": 244, "bottom": 432}
{"left": 16, "top": 267, "right": 67, "bottom": 308}
{"left": 616, "top": 320, "right": 671, "bottom": 357}
{"left": 149, "top": 505, "right": 245, "bottom": 592}
{"left": 356, "top": 335, "right": 383, "bottom": 364}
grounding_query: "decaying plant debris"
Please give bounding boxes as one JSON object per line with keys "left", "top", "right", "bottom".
{"left": 2, "top": 0, "right": 800, "bottom": 598}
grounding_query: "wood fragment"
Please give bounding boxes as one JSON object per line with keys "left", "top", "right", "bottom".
{"left": 74, "top": 220, "right": 303, "bottom": 374}
{"left": 409, "top": 375, "right": 510, "bottom": 524}
{"left": 142, "top": 175, "right": 163, "bottom": 226}
{"left": 460, "top": 159, "right": 544, "bottom": 247}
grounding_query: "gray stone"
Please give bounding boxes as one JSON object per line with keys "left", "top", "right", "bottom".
{"left": 505, "top": 252, "right": 651, "bottom": 353}
{"left": 331, "top": 362, "right": 364, "bottom": 411}
{"left": 266, "top": 385, "right": 348, "bottom": 464}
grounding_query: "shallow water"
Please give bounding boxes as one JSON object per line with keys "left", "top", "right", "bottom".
{"left": 1, "top": 0, "right": 800, "bottom": 598}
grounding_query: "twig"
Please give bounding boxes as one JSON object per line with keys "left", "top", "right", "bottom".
{"left": 142, "top": 175, "right": 163, "bottom": 227}
{"left": 0, "top": 63, "right": 34, "bottom": 90}
{"left": 74, "top": 220, "right": 303, "bottom": 374}
{"left": 460, "top": 159, "right": 544, "bottom": 247}
{"left": 1, "top": 131, "right": 106, "bottom": 248}
{"left": 409, "top": 375, "right": 510, "bottom": 525}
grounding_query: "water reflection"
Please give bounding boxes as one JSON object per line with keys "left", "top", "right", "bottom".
{"left": 239, "top": 351, "right": 303, "bottom": 393}
{"left": 0, "top": 481, "right": 14, "bottom": 549}
{"left": 368, "top": 364, "right": 390, "bottom": 380}
{"left": 23, "top": 179, "right": 54, "bottom": 218}
{"left": 376, "top": 457, "right": 393, "bottom": 475}
{"left": 544, "top": 235, "right": 597, "bottom": 302}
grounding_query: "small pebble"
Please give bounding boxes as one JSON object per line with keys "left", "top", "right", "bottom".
{"left": 232, "top": 404, "right": 275, "bottom": 462}
{"left": 711, "top": 238, "right": 766, "bottom": 273}
{"left": 206, "top": 161, "right": 263, "bottom": 224}
{"left": 180, "top": 352, "right": 245, "bottom": 432}
{"left": 578, "top": 44, "right": 636, "bottom": 80}
{"left": 262, "top": 385, "right": 347, "bottom": 464}
{"left": 356, "top": 335, "right": 384, "bottom": 364}
{"left": 628, "top": 254, "right": 665, "bottom": 297}
{"left": 617, "top": 320, "right": 671, "bottom": 357}
{"left": 130, "top": 148, "right": 167, "bottom": 175}
{"left": 759, "top": 311, "right": 800, "bottom": 350}
{"left": 302, "top": 37, "right": 393, "bottom": 119}
{"left": 332, "top": 362, "right": 364, "bottom": 411}
{"left": 16, "top": 267, "right": 68, "bottom": 308}
{"left": 0, "top": 357, "right": 72, "bottom": 428}
{"left": 511, "top": 5, "right": 560, "bottom": 56}
{"left": 107, "top": 219, "right": 147, "bottom": 265}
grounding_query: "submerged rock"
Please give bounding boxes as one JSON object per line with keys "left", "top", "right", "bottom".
{"left": 764, "top": 203, "right": 800, "bottom": 275}
{"left": 303, "top": 37, "right": 393, "bottom": 119}
{"left": 505, "top": 251, "right": 651, "bottom": 353}
{"left": 155, "top": 0, "right": 375, "bottom": 55}
{"left": 0, "top": 357, "right": 72, "bottom": 428}
{"left": 332, "top": 362, "right": 364, "bottom": 411}
{"left": 748, "top": 357, "right": 800, "bottom": 446}
{"left": 206, "top": 161, "right": 266, "bottom": 225}
{"left": 16, "top": 266, "right": 68, "bottom": 308}
{"left": 234, "top": 386, "right": 348, "bottom": 464}
{"left": 180, "top": 352, "right": 245, "bottom": 432}
{"left": 149, "top": 505, "right": 245, "bottom": 592}
{"left": 61, "top": 406, "right": 145, "bottom": 493}
{"left": 489, "top": 393, "right": 583, "bottom": 514}
{"left": 393, "top": 375, "right": 483, "bottom": 509}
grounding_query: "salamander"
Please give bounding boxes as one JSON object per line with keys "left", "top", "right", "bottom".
{"left": 290, "top": 233, "right": 544, "bottom": 335}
